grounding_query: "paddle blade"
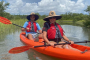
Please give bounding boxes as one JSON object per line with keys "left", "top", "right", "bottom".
{"left": 9, "top": 46, "right": 33, "bottom": 54}
{"left": 0, "top": 16, "right": 12, "bottom": 24}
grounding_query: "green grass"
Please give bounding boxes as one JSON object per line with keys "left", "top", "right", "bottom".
{"left": 10, "top": 19, "right": 27, "bottom": 26}
{"left": 0, "top": 19, "right": 84, "bottom": 33}
{"left": 57, "top": 20, "right": 85, "bottom": 26}
{"left": 0, "top": 19, "right": 45, "bottom": 34}
{"left": 75, "top": 20, "right": 85, "bottom": 26}
{"left": 0, "top": 19, "right": 27, "bottom": 41}
{"left": 11, "top": 19, "right": 45, "bottom": 27}
{"left": 0, "top": 19, "right": 84, "bottom": 36}
{"left": 56, "top": 20, "right": 73, "bottom": 25}
{"left": 36, "top": 19, "right": 45, "bottom": 27}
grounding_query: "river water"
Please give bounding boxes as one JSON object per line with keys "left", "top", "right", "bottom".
{"left": 0, "top": 25, "right": 90, "bottom": 60}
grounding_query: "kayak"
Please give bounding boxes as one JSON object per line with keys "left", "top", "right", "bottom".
{"left": 20, "top": 32, "right": 90, "bottom": 60}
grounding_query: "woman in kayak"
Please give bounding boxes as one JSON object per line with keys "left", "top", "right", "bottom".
{"left": 21, "top": 12, "right": 42, "bottom": 41}
{"left": 42, "top": 11, "right": 81, "bottom": 51}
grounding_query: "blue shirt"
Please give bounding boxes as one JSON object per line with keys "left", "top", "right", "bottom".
{"left": 23, "top": 21, "right": 41, "bottom": 34}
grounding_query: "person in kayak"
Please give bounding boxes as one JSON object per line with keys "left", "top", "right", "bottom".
{"left": 21, "top": 12, "right": 42, "bottom": 41}
{"left": 42, "top": 11, "right": 81, "bottom": 51}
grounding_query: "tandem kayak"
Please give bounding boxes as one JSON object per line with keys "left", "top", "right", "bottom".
{"left": 20, "top": 32, "right": 90, "bottom": 60}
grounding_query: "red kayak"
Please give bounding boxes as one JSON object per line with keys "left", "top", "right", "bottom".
{"left": 20, "top": 32, "right": 90, "bottom": 60}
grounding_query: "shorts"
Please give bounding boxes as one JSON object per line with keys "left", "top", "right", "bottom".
{"left": 26, "top": 33, "right": 39, "bottom": 39}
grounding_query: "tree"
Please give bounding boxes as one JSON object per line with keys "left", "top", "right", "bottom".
{"left": 41, "top": 15, "right": 47, "bottom": 19}
{"left": 84, "top": 5, "right": 90, "bottom": 15}
{"left": 0, "top": 0, "right": 9, "bottom": 17}
{"left": 83, "top": 5, "right": 90, "bottom": 28}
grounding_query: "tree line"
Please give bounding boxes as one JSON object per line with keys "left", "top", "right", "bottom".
{"left": 0, "top": 0, "right": 90, "bottom": 27}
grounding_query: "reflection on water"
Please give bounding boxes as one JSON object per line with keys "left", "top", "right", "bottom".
{"left": 62, "top": 25, "right": 90, "bottom": 46}
{"left": 27, "top": 49, "right": 61, "bottom": 60}
{"left": 62, "top": 25, "right": 87, "bottom": 41}
{"left": 0, "top": 28, "right": 29, "bottom": 60}
{"left": 82, "top": 27, "right": 90, "bottom": 40}
{"left": 0, "top": 25, "right": 90, "bottom": 60}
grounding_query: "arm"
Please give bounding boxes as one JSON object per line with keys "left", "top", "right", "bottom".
{"left": 38, "top": 29, "right": 42, "bottom": 33}
{"left": 43, "top": 31, "right": 51, "bottom": 44}
{"left": 21, "top": 28, "right": 26, "bottom": 31}
{"left": 36, "top": 23, "right": 42, "bottom": 33}
{"left": 63, "top": 34, "right": 74, "bottom": 44}
{"left": 42, "top": 22, "right": 51, "bottom": 44}
{"left": 63, "top": 34, "right": 70, "bottom": 42}
{"left": 21, "top": 21, "right": 28, "bottom": 31}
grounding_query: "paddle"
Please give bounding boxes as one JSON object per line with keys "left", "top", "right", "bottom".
{"left": 9, "top": 40, "right": 90, "bottom": 54}
{"left": 0, "top": 16, "right": 24, "bottom": 28}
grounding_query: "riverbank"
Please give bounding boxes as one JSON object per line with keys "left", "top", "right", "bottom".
{"left": 57, "top": 20, "right": 84, "bottom": 26}
{"left": 37, "top": 19, "right": 84, "bottom": 27}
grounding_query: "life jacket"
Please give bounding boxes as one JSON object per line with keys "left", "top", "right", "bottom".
{"left": 45, "top": 22, "right": 63, "bottom": 39}
{"left": 26, "top": 21, "right": 37, "bottom": 32}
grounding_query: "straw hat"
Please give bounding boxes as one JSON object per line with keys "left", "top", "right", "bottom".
{"left": 27, "top": 12, "right": 39, "bottom": 21}
{"left": 43, "top": 11, "right": 62, "bottom": 21}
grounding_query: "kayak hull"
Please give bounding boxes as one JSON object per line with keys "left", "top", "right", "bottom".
{"left": 20, "top": 32, "right": 90, "bottom": 60}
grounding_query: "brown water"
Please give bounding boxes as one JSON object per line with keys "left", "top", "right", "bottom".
{"left": 0, "top": 25, "right": 90, "bottom": 60}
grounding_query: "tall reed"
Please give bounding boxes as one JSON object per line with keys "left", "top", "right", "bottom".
{"left": 0, "top": 19, "right": 45, "bottom": 41}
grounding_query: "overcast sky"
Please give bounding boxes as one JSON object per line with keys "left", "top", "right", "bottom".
{"left": 1, "top": 0, "right": 90, "bottom": 15}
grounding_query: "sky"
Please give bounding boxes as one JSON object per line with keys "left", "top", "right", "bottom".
{"left": 1, "top": 0, "right": 90, "bottom": 15}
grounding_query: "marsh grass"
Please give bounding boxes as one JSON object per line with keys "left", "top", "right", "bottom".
{"left": 36, "top": 19, "right": 45, "bottom": 27}
{"left": 0, "top": 19, "right": 44, "bottom": 33}
{"left": 0, "top": 19, "right": 83, "bottom": 41}
{"left": 56, "top": 20, "right": 73, "bottom": 25}
{"left": 0, "top": 19, "right": 45, "bottom": 41}
{"left": 0, "top": 19, "right": 83, "bottom": 34}
{"left": 0, "top": 19, "right": 27, "bottom": 41}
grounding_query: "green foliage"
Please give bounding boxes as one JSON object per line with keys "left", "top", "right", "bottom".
{"left": 36, "top": 19, "right": 45, "bottom": 27}
{"left": 83, "top": 20, "right": 90, "bottom": 28}
{"left": 41, "top": 15, "right": 47, "bottom": 19}
{"left": 0, "top": 0, "right": 9, "bottom": 17}
{"left": 61, "top": 12, "right": 84, "bottom": 21}
{"left": 84, "top": 5, "right": 90, "bottom": 14}
{"left": 84, "top": 6, "right": 90, "bottom": 27}
{"left": 83, "top": 15, "right": 90, "bottom": 27}
{"left": 35, "top": 13, "right": 47, "bottom": 19}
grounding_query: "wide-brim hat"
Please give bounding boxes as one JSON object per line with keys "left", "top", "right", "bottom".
{"left": 43, "top": 11, "right": 62, "bottom": 21}
{"left": 27, "top": 12, "right": 39, "bottom": 21}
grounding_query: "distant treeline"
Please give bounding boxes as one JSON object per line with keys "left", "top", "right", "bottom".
{"left": 0, "top": 12, "right": 88, "bottom": 21}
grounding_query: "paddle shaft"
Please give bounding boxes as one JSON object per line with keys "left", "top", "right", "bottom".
{"left": 34, "top": 41, "right": 90, "bottom": 48}
{"left": 12, "top": 23, "right": 24, "bottom": 28}
{"left": 74, "top": 41, "right": 90, "bottom": 43}
{"left": 12, "top": 23, "right": 41, "bottom": 34}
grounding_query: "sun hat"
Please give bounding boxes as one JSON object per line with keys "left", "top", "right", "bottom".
{"left": 27, "top": 12, "right": 39, "bottom": 21}
{"left": 43, "top": 11, "right": 62, "bottom": 21}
